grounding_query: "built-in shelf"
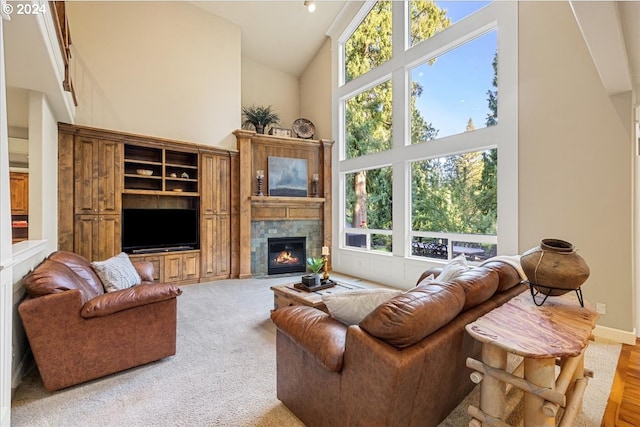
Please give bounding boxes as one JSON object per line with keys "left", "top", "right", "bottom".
{"left": 123, "top": 144, "right": 199, "bottom": 194}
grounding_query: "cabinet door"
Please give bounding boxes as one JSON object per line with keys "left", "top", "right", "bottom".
{"left": 164, "top": 254, "right": 183, "bottom": 282}
{"left": 74, "top": 215, "right": 99, "bottom": 261}
{"left": 216, "top": 215, "right": 230, "bottom": 277}
{"left": 74, "top": 138, "right": 122, "bottom": 215}
{"left": 200, "top": 214, "right": 230, "bottom": 279}
{"left": 217, "top": 156, "right": 230, "bottom": 215}
{"left": 74, "top": 137, "right": 99, "bottom": 214}
{"left": 74, "top": 214, "right": 120, "bottom": 262}
{"left": 200, "top": 215, "right": 216, "bottom": 278}
{"left": 9, "top": 172, "right": 28, "bottom": 215}
{"left": 97, "top": 215, "right": 121, "bottom": 261}
{"left": 182, "top": 252, "right": 200, "bottom": 281}
{"left": 98, "top": 140, "right": 122, "bottom": 214}
{"left": 201, "top": 153, "right": 230, "bottom": 215}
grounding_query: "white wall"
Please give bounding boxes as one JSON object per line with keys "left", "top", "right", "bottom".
{"left": 518, "top": 2, "right": 633, "bottom": 336}
{"left": 300, "top": 38, "right": 332, "bottom": 141}
{"left": 67, "top": 1, "right": 241, "bottom": 149}
{"left": 241, "top": 56, "right": 300, "bottom": 133}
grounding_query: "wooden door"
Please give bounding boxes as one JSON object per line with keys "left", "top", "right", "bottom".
{"left": 9, "top": 172, "right": 28, "bottom": 215}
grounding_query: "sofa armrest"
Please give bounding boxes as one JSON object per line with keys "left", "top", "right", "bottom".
{"left": 81, "top": 283, "right": 182, "bottom": 318}
{"left": 271, "top": 306, "right": 348, "bottom": 372}
{"left": 132, "top": 260, "right": 155, "bottom": 282}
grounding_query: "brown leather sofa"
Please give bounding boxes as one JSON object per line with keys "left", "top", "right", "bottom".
{"left": 270, "top": 261, "right": 526, "bottom": 427}
{"left": 18, "top": 251, "right": 183, "bottom": 391}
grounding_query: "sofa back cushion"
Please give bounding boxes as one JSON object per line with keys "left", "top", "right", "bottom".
{"left": 23, "top": 259, "right": 96, "bottom": 304}
{"left": 480, "top": 261, "right": 522, "bottom": 292}
{"left": 49, "top": 251, "right": 104, "bottom": 298}
{"left": 359, "top": 282, "right": 466, "bottom": 349}
{"left": 447, "top": 267, "right": 499, "bottom": 311}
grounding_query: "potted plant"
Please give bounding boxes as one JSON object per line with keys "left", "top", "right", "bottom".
{"left": 241, "top": 105, "right": 280, "bottom": 134}
{"left": 302, "top": 257, "right": 324, "bottom": 288}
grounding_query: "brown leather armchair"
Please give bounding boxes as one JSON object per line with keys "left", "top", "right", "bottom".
{"left": 18, "top": 251, "right": 182, "bottom": 391}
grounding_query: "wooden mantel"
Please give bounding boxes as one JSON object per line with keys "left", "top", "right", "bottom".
{"left": 234, "top": 130, "right": 334, "bottom": 279}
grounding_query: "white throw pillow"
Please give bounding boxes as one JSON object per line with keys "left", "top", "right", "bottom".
{"left": 437, "top": 254, "right": 470, "bottom": 282}
{"left": 92, "top": 252, "right": 141, "bottom": 292}
{"left": 322, "top": 288, "right": 403, "bottom": 325}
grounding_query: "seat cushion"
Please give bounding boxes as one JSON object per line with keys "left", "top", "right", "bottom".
{"left": 360, "top": 281, "right": 466, "bottom": 349}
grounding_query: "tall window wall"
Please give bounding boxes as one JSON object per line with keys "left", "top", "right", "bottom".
{"left": 334, "top": 1, "right": 518, "bottom": 265}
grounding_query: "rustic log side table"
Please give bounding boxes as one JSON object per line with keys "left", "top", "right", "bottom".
{"left": 465, "top": 291, "right": 599, "bottom": 427}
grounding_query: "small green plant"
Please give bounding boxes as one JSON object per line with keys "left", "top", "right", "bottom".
{"left": 241, "top": 105, "right": 280, "bottom": 134}
{"left": 306, "top": 257, "right": 324, "bottom": 275}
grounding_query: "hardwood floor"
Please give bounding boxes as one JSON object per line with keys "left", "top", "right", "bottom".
{"left": 602, "top": 338, "right": 640, "bottom": 427}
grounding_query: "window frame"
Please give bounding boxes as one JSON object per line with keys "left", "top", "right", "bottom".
{"left": 332, "top": 1, "right": 518, "bottom": 265}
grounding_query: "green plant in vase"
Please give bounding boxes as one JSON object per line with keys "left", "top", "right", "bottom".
{"left": 302, "top": 257, "right": 324, "bottom": 288}
{"left": 241, "top": 105, "right": 280, "bottom": 134}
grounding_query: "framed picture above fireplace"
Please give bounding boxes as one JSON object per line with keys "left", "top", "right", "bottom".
{"left": 268, "top": 156, "right": 308, "bottom": 197}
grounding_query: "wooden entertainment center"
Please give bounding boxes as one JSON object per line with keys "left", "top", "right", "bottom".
{"left": 58, "top": 123, "right": 239, "bottom": 284}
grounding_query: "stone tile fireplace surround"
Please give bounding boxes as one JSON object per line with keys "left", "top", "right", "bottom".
{"left": 251, "top": 220, "right": 322, "bottom": 276}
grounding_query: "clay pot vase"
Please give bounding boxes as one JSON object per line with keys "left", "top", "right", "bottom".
{"left": 520, "top": 238, "right": 590, "bottom": 296}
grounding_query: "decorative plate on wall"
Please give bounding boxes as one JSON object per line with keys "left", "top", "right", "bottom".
{"left": 292, "top": 118, "right": 315, "bottom": 139}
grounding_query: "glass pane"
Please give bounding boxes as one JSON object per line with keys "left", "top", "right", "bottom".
{"left": 345, "top": 80, "right": 392, "bottom": 158}
{"left": 410, "top": 30, "right": 498, "bottom": 143}
{"left": 411, "top": 149, "right": 497, "bottom": 234}
{"left": 346, "top": 233, "right": 367, "bottom": 249}
{"left": 345, "top": 167, "right": 392, "bottom": 231}
{"left": 371, "top": 234, "right": 392, "bottom": 252}
{"left": 452, "top": 240, "right": 496, "bottom": 262}
{"left": 410, "top": 1, "right": 490, "bottom": 48}
{"left": 344, "top": 1, "right": 392, "bottom": 83}
{"left": 411, "top": 236, "right": 448, "bottom": 260}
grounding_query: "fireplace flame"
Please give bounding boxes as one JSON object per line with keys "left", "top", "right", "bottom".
{"left": 274, "top": 250, "right": 300, "bottom": 265}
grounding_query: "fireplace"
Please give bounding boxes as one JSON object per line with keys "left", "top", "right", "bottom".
{"left": 268, "top": 237, "right": 306, "bottom": 275}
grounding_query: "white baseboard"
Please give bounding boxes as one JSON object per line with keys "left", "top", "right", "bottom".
{"left": 593, "top": 325, "right": 637, "bottom": 345}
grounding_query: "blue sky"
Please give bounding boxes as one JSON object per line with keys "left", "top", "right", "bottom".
{"left": 412, "top": 1, "right": 495, "bottom": 139}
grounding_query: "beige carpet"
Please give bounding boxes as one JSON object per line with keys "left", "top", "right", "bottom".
{"left": 11, "top": 275, "right": 621, "bottom": 427}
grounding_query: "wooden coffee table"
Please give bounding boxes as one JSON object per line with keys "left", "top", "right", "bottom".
{"left": 271, "top": 277, "right": 390, "bottom": 313}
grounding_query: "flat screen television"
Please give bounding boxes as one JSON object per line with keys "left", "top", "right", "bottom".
{"left": 122, "top": 208, "right": 199, "bottom": 253}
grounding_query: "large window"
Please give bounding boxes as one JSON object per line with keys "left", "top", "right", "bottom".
{"left": 335, "top": 1, "right": 517, "bottom": 264}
